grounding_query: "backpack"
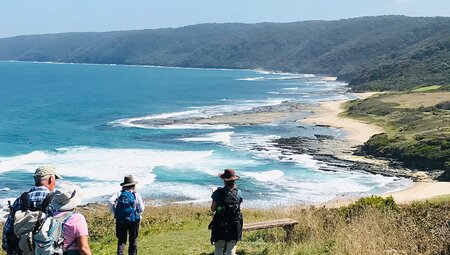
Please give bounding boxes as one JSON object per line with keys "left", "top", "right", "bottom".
{"left": 220, "top": 188, "right": 242, "bottom": 223}
{"left": 34, "top": 211, "right": 74, "bottom": 255}
{"left": 209, "top": 187, "right": 243, "bottom": 243}
{"left": 114, "top": 191, "right": 139, "bottom": 222}
{"left": 13, "top": 191, "right": 72, "bottom": 255}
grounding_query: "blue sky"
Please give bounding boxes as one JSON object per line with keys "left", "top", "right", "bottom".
{"left": 1, "top": 0, "right": 449, "bottom": 38}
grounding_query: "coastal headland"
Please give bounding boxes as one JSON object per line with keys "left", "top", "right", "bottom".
{"left": 161, "top": 89, "right": 450, "bottom": 205}
{"left": 300, "top": 91, "right": 450, "bottom": 205}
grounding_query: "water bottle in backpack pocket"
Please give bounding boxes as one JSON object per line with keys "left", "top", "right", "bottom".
{"left": 114, "top": 191, "right": 139, "bottom": 222}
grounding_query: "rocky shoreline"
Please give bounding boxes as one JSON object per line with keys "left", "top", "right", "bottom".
{"left": 131, "top": 101, "right": 313, "bottom": 127}
{"left": 271, "top": 135, "right": 432, "bottom": 181}
{"left": 131, "top": 94, "right": 439, "bottom": 183}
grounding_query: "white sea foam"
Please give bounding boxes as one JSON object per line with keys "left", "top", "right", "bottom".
{"left": 145, "top": 182, "right": 213, "bottom": 202}
{"left": 0, "top": 151, "right": 49, "bottom": 173}
{"left": 178, "top": 132, "right": 234, "bottom": 146}
{"left": 237, "top": 74, "right": 315, "bottom": 81}
{"left": 245, "top": 170, "right": 284, "bottom": 182}
{"left": 268, "top": 91, "right": 309, "bottom": 96}
{"left": 254, "top": 70, "right": 315, "bottom": 77}
{"left": 227, "top": 133, "right": 322, "bottom": 170}
{"left": 0, "top": 145, "right": 412, "bottom": 208}
{"left": 111, "top": 99, "right": 287, "bottom": 130}
{"left": 236, "top": 77, "right": 266, "bottom": 81}
{"left": 116, "top": 122, "right": 232, "bottom": 130}
{"left": 0, "top": 147, "right": 215, "bottom": 199}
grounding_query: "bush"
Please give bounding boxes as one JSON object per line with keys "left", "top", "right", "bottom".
{"left": 341, "top": 196, "right": 398, "bottom": 220}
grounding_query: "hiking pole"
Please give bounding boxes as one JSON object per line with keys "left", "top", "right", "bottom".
{"left": 8, "top": 200, "right": 12, "bottom": 212}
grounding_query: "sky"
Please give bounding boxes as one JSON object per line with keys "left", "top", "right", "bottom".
{"left": 1, "top": 0, "right": 449, "bottom": 38}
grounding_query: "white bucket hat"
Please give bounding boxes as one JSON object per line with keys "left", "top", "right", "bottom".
{"left": 52, "top": 183, "right": 82, "bottom": 211}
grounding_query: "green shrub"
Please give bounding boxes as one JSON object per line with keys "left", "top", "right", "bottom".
{"left": 341, "top": 196, "right": 398, "bottom": 220}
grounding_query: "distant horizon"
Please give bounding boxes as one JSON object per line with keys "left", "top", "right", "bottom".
{"left": 1, "top": 14, "right": 449, "bottom": 39}
{"left": 1, "top": 0, "right": 450, "bottom": 38}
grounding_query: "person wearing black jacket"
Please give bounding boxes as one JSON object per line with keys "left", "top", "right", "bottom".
{"left": 209, "top": 169, "right": 243, "bottom": 255}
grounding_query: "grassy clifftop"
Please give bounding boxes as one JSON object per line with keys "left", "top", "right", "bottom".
{"left": 344, "top": 88, "right": 450, "bottom": 179}
{"left": 2, "top": 197, "right": 449, "bottom": 255}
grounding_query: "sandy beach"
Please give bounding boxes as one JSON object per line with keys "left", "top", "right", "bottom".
{"left": 302, "top": 92, "right": 450, "bottom": 204}
{"left": 301, "top": 92, "right": 383, "bottom": 146}
{"left": 386, "top": 182, "right": 450, "bottom": 203}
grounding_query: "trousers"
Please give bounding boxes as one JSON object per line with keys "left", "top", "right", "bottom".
{"left": 116, "top": 220, "right": 140, "bottom": 255}
{"left": 214, "top": 240, "right": 237, "bottom": 255}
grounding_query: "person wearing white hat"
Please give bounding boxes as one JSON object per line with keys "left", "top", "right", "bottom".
{"left": 2, "top": 165, "right": 63, "bottom": 254}
{"left": 52, "top": 183, "right": 92, "bottom": 255}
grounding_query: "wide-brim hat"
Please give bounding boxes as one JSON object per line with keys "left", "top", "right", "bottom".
{"left": 120, "top": 175, "right": 138, "bottom": 187}
{"left": 219, "top": 168, "right": 240, "bottom": 181}
{"left": 52, "top": 183, "right": 82, "bottom": 211}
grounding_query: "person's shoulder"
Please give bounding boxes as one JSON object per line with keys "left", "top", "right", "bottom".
{"left": 212, "top": 187, "right": 224, "bottom": 196}
{"left": 71, "top": 212, "right": 87, "bottom": 222}
{"left": 211, "top": 187, "right": 223, "bottom": 200}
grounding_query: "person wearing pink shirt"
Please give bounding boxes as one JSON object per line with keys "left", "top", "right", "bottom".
{"left": 52, "top": 184, "right": 92, "bottom": 255}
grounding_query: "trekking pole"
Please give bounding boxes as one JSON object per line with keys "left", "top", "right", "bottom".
{"left": 8, "top": 200, "right": 12, "bottom": 212}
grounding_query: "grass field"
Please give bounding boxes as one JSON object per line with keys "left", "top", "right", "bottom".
{"left": 3, "top": 197, "right": 449, "bottom": 255}
{"left": 412, "top": 85, "right": 442, "bottom": 92}
{"left": 379, "top": 91, "right": 450, "bottom": 108}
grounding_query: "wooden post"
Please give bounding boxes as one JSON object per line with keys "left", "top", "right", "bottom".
{"left": 283, "top": 225, "right": 295, "bottom": 242}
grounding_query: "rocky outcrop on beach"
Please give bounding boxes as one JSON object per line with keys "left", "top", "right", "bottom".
{"left": 132, "top": 101, "right": 312, "bottom": 127}
{"left": 272, "top": 135, "right": 431, "bottom": 181}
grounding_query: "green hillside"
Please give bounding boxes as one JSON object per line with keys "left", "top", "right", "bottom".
{"left": 344, "top": 90, "right": 450, "bottom": 179}
{"left": 1, "top": 16, "right": 449, "bottom": 91}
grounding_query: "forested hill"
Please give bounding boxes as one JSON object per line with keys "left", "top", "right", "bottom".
{"left": 1, "top": 16, "right": 449, "bottom": 91}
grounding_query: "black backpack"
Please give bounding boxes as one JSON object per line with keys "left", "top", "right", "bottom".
{"left": 221, "top": 188, "right": 241, "bottom": 222}
{"left": 209, "top": 187, "right": 243, "bottom": 243}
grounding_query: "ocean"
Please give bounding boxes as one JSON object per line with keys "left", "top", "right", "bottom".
{"left": 0, "top": 61, "right": 411, "bottom": 211}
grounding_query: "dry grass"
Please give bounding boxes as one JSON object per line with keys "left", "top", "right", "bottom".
{"left": 380, "top": 92, "right": 450, "bottom": 108}
{"left": 1, "top": 200, "right": 449, "bottom": 255}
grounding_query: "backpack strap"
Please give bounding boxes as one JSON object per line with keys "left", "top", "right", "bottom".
{"left": 61, "top": 212, "right": 77, "bottom": 250}
{"left": 20, "top": 192, "right": 31, "bottom": 210}
{"left": 39, "top": 192, "right": 56, "bottom": 211}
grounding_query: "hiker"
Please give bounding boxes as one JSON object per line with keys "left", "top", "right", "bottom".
{"left": 2, "top": 165, "right": 62, "bottom": 255}
{"left": 209, "top": 168, "right": 243, "bottom": 255}
{"left": 109, "top": 175, "right": 145, "bottom": 255}
{"left": 52, "top": 183, "right": 92, "bottom": 255}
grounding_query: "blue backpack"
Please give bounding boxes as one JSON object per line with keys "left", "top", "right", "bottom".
{"left": 114, "top": 191, "right": 139, "bottom": 222}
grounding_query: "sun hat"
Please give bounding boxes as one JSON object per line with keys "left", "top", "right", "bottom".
{"left": 52, "top": 183, "right": 82, "bottom": 211}
{"left": 120, "top": 175, "right": 138, "bottom": 187}
{"left": 34, "top": 165, "right": 63, "bottom": 179}
{"left": 218, "top": 168, "right": 240, "bottom": 181}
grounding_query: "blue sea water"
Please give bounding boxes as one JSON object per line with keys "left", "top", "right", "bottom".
{"left": 0, "top": 61, "right": 411, "bottom": 209}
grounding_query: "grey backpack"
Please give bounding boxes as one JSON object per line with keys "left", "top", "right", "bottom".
{"left": 13, "top": 192, "right": 73, "bottom": 255}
